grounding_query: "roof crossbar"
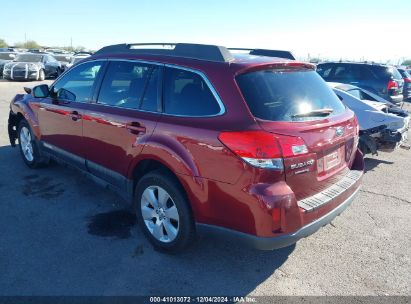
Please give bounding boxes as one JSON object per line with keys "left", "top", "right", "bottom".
{"left": 229, "top": 48, "right": 295, "bottom": 60}
{"left": 94, "top": 43, "right": 234, "bottom": 63}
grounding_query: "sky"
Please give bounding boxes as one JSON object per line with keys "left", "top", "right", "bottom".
{"left": 1, "top": 0, "right": 410, "bottom": 63}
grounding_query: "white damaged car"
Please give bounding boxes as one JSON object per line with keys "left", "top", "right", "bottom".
{"left": 328, "top": 82, "right": 410, "bottom": 154}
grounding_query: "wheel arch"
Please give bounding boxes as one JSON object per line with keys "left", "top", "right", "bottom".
{"left": 129, "top": 157, "right": 201, "bottom": 220}
{"left": 10, "top": 99, "right": 41, "bottom": 141}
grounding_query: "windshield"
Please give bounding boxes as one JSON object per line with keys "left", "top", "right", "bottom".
{"left": 236, "top": 69, "right": 346, "bottom": 122}
{"left": 14, "top": 54, "right": 43, "bottom": 63}
{"left": 0, "top": 53, "right": 14, "bottom": 60}
{"left": 54, "top": 55, "right": 70, "bottom": 62}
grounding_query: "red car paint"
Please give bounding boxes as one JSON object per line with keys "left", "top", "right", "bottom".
{"left": 9, "top": 49, "right": 364, "bottom": 246}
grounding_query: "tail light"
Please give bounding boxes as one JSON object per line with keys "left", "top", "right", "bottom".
{"left": 387, "top": 80, "right": 398, "bottom": 90}
{"left": 218, "top": 130, "right": 309, "bottom": 170}
{"left": 404, "top": 78, "right": 411, "bottom": 83}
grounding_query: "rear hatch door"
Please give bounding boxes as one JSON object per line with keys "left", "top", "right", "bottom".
{"left": 236, "top": 67, "right": 358, "bottom": 201}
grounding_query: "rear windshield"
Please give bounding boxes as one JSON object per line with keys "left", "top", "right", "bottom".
{"left": 236, "top": 69, "right": 346, "bottom": 122}
{"left": 371, "top": 66, "right": 402, "bottom": 81}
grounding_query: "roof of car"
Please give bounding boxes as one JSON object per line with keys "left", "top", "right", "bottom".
{"left": 318, "top": 61, "right": 392, "bottom": 68}
{"left": 90, "top": 43, "right": 314, "bottom": 75}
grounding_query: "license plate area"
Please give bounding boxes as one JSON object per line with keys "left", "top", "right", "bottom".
{"left": 324, "top": 147, "right": 343, "bottom": 171}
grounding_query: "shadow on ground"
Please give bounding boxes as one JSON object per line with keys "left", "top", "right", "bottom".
{"left": 364, "top": 157, "right": 394, "bottom": 172}
{"left": 0, "top": 144, "right": 294, "bottom": 296}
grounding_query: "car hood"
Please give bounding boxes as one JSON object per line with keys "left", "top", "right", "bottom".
{"left": 333, "top": 88, "right": 406, "bottom": 131}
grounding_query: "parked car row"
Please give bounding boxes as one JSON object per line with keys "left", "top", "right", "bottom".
{"left": 0, "top": 48, "right": 93, "bottom": 80}
{"left": 2, "top": 53, "right": 62, "bottom": 81}
{"left": 315, "top": 61, "right": 410, "bottom": 155}
{"left": 328, "top": 82, "right": 409, "bottom": 154}
{"left": 316, "top": 62, "right": 406, "bottom": 103}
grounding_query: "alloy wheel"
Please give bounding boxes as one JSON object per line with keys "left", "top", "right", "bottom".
{"left": 19, "top": 126, "right": 34, "bottom": 162}
{"left": 140, "top": 185, "right": 180, "bottom": 243}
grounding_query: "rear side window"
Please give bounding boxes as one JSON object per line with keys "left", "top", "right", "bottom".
{"left": 163, "top": 67, "right": 221, "bottom": 116}
{"left": 97, "top": 61, "right": 159, "bottom": 111}
{"left": 316, "top": 64, "right": 333, "bottom": 78}
{"left": 236, "top": 69, "right": 346, "bottom": 122}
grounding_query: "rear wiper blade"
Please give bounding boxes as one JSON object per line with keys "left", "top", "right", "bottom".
{"left": 291, "top": 108, "right": 334, "bottom": 118}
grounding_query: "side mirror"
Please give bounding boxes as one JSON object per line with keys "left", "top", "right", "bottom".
{"left": 24, "top": 87, "right": 32, "bottom": 94}
{"left": 32, "top": 84, "right": 50, "bottom": 98}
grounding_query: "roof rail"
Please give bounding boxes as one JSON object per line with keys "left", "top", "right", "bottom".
{"left": 94, "top": 43, "right": 234, "bottom": 63}
{"left": 229, "top": 48, "right": 295, "bottom": 60}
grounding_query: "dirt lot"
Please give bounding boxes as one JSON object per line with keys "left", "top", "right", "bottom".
{"left": 0, "top": 79, "right": 410, "bottom": 296}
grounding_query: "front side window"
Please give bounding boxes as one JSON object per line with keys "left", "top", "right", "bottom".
{"left": 236, "top": 69, "right": 346, "bottom": 122}
{"left": 163, "top": 67, "right": 220, "bottom": 116}
{"left": 97, "top": 61, "right": 158, "bottom": 110}
{"left": 51, "top": 61, "right": 103, "bottom": 102}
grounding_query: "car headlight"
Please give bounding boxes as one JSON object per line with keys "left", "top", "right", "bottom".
{"left": 28, "top": 63, "right": 39, "bottom": 70}
{"left": 3, "top": 63, "right": 12, "bottom": 71}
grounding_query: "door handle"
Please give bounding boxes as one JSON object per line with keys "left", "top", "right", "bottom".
{"left": 126, "top": 122, "right": 146, "bottom": 135}
{"left": 70, "top": 111, "right": 82, "bottom": 121}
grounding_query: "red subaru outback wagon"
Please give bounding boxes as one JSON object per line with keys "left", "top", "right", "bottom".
{"left": 8, "top": 43, "right": 364, "bottom": 252}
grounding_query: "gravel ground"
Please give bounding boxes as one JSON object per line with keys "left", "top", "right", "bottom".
{"left": 0, "top": 79, "right": 410, "bottom": 296}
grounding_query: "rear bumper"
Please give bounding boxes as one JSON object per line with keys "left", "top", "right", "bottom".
{"left": 197, "top": 185, "right": 360, "bottom": 250}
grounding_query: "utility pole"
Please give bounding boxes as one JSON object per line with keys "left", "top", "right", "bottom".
{"left": 24, "top": 33, "right": 27, "bottom": 48}
{"left": 70, "top": 37, "right": 73, "bottom": 51}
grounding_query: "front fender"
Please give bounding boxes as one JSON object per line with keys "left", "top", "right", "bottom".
{"left": 9, "top": 94, "right": 40, "bottom": 140}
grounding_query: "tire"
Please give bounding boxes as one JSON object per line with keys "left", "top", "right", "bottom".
{"left": 38, "top": 69, "right": 45, "bottom": 81}
{"left": 17, "top": 120, "right": 47, "bottom": 168}
{"left": 134, "top": 170, "right": 195, "bottom": 253}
